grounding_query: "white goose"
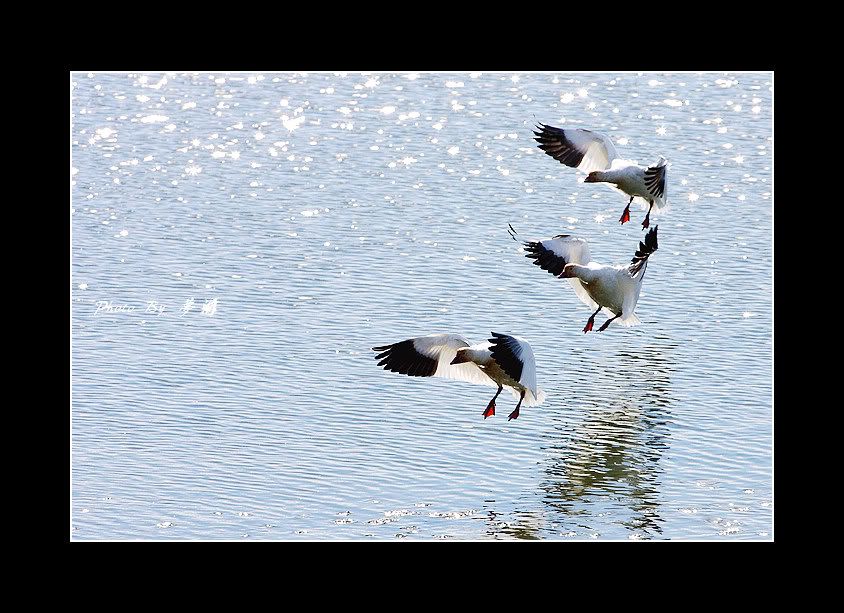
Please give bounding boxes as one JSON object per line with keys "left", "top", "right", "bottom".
{"left": 511, "top": 225, "right": 659, "bottom": 333}
{"left": 533, "top": 123, "right": 668, "bottom": 229}
{"left": 373, "top": 332, "right": 545, "bottom": 421}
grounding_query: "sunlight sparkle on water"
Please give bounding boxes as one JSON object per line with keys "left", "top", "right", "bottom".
{"left": 139, "top": 115, "right": 169, "bottom": 124}
{"left": 282, "top": 115, "right": 306, "bottom": 132}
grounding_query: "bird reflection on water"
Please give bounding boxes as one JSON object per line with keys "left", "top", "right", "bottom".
{"left": 541, "top": 340, "right": 676, "bottom": 538}
{"left": 481, "top": 508, "right": 545, "bottom": 540}
{"left": 474, "top": 340, "right": 677, "bottom": 540}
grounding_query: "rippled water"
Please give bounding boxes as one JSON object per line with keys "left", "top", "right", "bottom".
{"left": 71, "top": 71, "right": 773, "bottom": 540}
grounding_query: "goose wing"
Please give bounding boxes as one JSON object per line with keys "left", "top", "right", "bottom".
{"left": 521, "top": 234, "right": 599, "bottom": 309}
{"left": 533, "top": 123, "right": 618, "bottom": 173}
{"left": 612, "top": 227, "right": 659, "bottom": 326}
{"left": 372, "top": 333, "right": 496, "bottom": 388}
{"left": 627, "top": 226, "right": 659, "bottom": 278}
{"left": 489, "top": 333, "right": 538, "bottom": 397}
{"left": 643, "top": 158, "right": 668, "bottom": 208}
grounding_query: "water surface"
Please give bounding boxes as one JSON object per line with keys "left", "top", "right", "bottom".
{"left": 71, "top": 71, "right": 773, "bottom": 540}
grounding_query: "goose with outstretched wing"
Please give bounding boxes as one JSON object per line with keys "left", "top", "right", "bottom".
{"left": 512, "top": 224, "right": 660, "bottom": 333}
{"left": 534, "top": 122, "right": 668, "bottom": 229}
{"left": 373, "top": 332, "right": 544, "bottom": 421}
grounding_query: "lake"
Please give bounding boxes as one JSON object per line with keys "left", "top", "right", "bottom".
{"left": 71, "top": 71, "right": 773, "bottom": 540}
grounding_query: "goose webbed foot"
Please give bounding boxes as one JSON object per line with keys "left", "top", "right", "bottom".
{"left": 483, "top": 385, "right": 503, "bottom": 418}
{"left": 508, "top": 390, "right": 526, "bottom": 421}
{"left": 619, "top": 204, "right": 631, "bottom": 225}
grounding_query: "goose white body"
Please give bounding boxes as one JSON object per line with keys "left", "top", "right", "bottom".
{"left": 563, "top": 262, "right": 644, "bottom": 326}
{"left": 589, "top": 157, "right": 668, "bottom": 211}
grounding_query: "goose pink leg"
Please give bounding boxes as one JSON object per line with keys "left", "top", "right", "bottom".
{"left": 584, "top": 305, "right": 602, "bottom": 334}
{"left": 598, "top": 313, "right": 622, "bottom": 332}
{"left": 642, "top": 201, "right": 654, "bottom": 229}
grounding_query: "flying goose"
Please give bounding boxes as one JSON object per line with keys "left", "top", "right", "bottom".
{"left": 533, "top": 123, "right": 668, "bottom": 229}
{"left": 373, "top": 332, "right": 545, "bottom": 421}
{"left": 511, "top": 225, "right": 659, "bottom": 333}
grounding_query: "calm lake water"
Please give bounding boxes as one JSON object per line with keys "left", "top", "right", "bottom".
{"left": 71, "top": 71, "right": 773, "bottom": 540}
